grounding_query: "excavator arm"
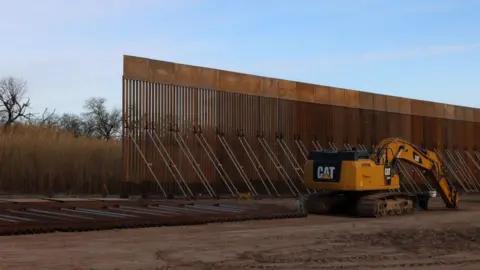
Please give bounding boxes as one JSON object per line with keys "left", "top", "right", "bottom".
{"left": 371, "top": 138, "right": 459, "bottom": 208}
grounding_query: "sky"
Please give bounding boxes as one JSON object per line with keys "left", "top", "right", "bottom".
{"left": 0, "top": 0, "right": 479, "bottom": 115}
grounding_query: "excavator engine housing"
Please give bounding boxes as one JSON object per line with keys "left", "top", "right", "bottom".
{"left": 303, "top": 149, "right": 400, "bottom": 191}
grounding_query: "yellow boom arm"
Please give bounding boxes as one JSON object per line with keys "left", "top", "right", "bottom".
{"left": 371, "top": 138, "right": 459, "bottom": 208}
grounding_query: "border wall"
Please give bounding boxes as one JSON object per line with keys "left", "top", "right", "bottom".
{"left": 122, "top": 55, "right": 480, "bottom": 198}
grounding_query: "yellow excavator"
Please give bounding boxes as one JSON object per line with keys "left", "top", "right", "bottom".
{"left": 303, "top": 137, "right": 460, "bottom": 217}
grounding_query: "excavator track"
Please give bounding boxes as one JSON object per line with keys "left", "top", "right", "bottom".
{"left": 356, "top": 192, "right": 415, "bottom": 217}
{"left": 305, "top": 191, "right": 416, "bottom": 218}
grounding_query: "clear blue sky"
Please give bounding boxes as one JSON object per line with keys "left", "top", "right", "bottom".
{"left": 1, "top": 0, "right": 479, "bottom": 114}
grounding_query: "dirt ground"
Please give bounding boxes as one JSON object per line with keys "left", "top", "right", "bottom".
{"left": 1, "top": 197, "right": 480, "bottom": 270}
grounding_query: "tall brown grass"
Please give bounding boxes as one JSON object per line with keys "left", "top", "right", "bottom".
{"left": 0, "top": 125, "right": 122, "bottom": 195}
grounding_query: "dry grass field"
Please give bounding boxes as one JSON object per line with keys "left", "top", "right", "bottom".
{"left": 0, "top": 125, "right": 122, "bottom": 195}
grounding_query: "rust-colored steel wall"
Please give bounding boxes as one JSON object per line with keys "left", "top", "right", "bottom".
{"left": 122, "top": 55, "right": 480, "bottom": 196}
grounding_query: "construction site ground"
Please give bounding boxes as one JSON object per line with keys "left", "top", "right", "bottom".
{"left": 1, "top": 195, "right": 480, "bottom": 270}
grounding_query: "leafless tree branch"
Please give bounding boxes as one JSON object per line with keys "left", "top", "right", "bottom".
{"left": 28, "top": 108, "right": 59, "bottom": 126}
{"left": 83, "top": 97, "right": 121, "bottom": 141}
{"left": 0, "top": 76, "right": 33, "bottom": 125}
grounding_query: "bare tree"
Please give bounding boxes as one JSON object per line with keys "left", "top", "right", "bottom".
{"left": 80, "top": 115, "right": 97, "bottom": 137}
{"left": 58, "top": 113, "right": 82, "bottom": 136}
{"left": 29, "top": 108, "right": 59, "bottom": 127}
{"left": 83, "top": 97, "right": 121, "bottom": 141}
{"left": 57, "top": 113, "right": 95, "bottom": 138}
{"left": 0, "top": 76, "right": 33, "bottom": 125}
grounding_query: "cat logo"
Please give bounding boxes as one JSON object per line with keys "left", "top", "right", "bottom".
{"left": 317, "top": 166, "right": 336, "bottom": 180}
{"left": 384, "top": 167, "right": 391, "bottom": 176}
{"left": 413, "top": 152, "right": 423, "bottom": 164}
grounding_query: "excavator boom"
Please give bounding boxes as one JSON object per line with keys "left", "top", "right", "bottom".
{"left": 372, "top": 137, "right": 459, "bottom": 208}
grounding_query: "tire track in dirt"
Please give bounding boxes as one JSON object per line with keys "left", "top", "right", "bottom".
{"left": 210, "top": 224, "right": 480, "bottom": 270}
{"left": 230, "top": 250, "right": 478, "bottom": 268}
{"left": 315, "top": 259, "right": 480, "bottom": 269}
{"left": 202, "top": 258, "right": 480, "bottom": 270}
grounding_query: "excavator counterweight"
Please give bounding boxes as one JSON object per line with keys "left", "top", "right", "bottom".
{"left": 303, "top": 138, "right": 459, "bottom": 217}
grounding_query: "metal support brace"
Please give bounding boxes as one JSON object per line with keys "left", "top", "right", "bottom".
{"left": 411, "top": 166, "right": 435, "bottom": 191}
{"left": 257, "top": 131, "right": 300, "bottom": 197}
{"left": 277, "top": 133, "right": 312, "bottom": 194}
{"left": 329, "top": 142, "right": 338, "bottom": 150}
{"left": 454, "top": 150, "right": 480, "bottom": 190}
{"left": 294, "top": 135, "right": 309, "bottom": 161}
{"left": 170, "top": 124, "right": 217, "bottom": 198}
{"left": 216, "top": 128, "right": 258, "bottom": 197}
{"left": 359, "top": 144, "right": 369, "bottom": 152}
{"left": 237, "top": 129, "right": 279, "bottom": 197}
{"left": 312, "top": 137, "right": 322, "bottom": 151}
{"left": 397, "top": 161, "right": 421, "bottom": 193}
{"left": 445, "top": 149, "right": 477, "bottom": 192}
{"left": 344, "top": 142, "right": 352, "bottom": 150}
{"left": 434, "top": 149, "right": 472, "bottom": 192}
{"left": 193, "top": 126, "right": 239, "bottom": 197}
{"left": 475, "top": 151, "right": 480, "bottom": 161}
{"left": 445, "top": 149, "right": 473, "bottom": 190}
{"left": 434, "top": 149, "right": 461, "bottom": 189}
{"left": 146, "top": 129, "right": 192, "bottom": 198}
{"left": 465, "top": 151, "right": 480, "bottom": 189}
{"left": 126, "top": 129, "right": 167, "bottom": 198}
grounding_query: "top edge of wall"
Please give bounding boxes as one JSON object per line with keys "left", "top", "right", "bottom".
{"left": 123, "top": 55, "right": 480, "bottom": 122}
